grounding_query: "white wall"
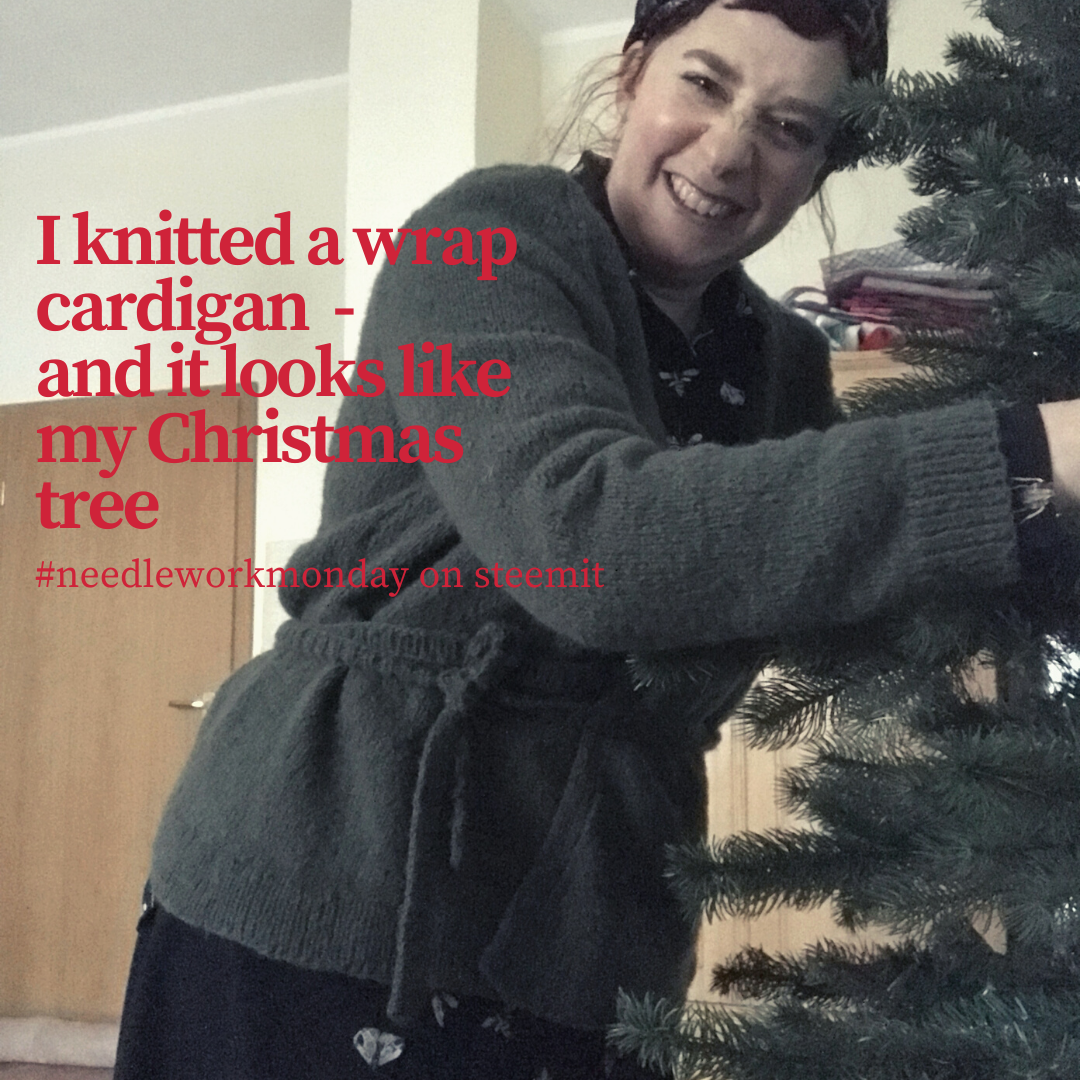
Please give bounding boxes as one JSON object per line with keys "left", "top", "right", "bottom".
{"left": 343, "top": 0, "right": 542, "bottom": 365}
{"left": 477, "top": 0, "right": 544, "bottom": 168}
{"left": 343, "top": 0, "right": 481, "bottom": 369}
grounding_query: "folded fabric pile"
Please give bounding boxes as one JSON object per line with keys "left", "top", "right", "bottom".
{"left": 821, "top": 240, "right": 999, "bottom": 331}
{"left": 783, "top": 241, "right": 1001, "bottom": 350}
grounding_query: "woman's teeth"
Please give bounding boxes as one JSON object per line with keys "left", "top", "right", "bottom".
{"left": 669, "top": 174, "right": 738, "bottom": 219}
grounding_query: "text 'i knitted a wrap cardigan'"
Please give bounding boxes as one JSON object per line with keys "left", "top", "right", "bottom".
{"left": 148, "top": 162, "right": 1020, "bottom": 1030}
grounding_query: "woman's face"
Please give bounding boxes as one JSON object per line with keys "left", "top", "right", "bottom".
{"left": 606, "top": 2, "right": 849, "bottom": 294}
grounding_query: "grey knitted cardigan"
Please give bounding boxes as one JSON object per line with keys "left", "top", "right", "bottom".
{"left": 150, "top": 164, "right": 1020, "bottom": 1031}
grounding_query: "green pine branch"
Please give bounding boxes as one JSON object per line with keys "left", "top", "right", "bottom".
{"left": 614, "top": 988, "right": 1080, "bottom": 1080}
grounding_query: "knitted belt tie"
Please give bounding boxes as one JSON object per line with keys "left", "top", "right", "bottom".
{"left": 387, "top": 621, "right": 509, "bottom": 1024}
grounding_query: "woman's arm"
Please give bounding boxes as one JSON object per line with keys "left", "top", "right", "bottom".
{"left": 335, "top": 166, "right": 1020, "bottom": 653}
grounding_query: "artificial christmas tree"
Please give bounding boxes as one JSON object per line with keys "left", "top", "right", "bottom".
{"left": 615, "top": 2, "right": 1080, "bottom": 1077}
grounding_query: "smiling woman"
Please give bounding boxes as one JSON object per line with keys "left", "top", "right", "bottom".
{"left": 107, "top": 2, "right": 1080, "bottom": 1079}
{"left": 606, "top": 4, "right": 849, "bottom": 325}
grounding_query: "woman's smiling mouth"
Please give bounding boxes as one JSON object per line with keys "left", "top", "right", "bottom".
{"left": 667, "top": 172, "right": 744, "bottom": 220}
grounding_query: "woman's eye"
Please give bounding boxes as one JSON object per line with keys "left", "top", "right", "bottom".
{"left": 681, "top": 72, "right": 725, "bottom": 98}
{"left": 764, "top": 117, "right": 818, "bottom": 150}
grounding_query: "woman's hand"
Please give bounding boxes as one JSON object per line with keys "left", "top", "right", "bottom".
{"left": 1039, "top": 400, "right": 1080, "bottom": 521}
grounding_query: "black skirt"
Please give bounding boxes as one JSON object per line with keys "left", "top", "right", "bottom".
{"left": 113, "top": 897, "right": 665, "bottom": 1080}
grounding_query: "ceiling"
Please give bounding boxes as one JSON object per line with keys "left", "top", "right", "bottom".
{"left": 0, "top": 0, "right": 634, "bottom": 138}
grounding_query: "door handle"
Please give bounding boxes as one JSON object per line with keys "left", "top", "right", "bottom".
{"left": 167, "top": 693, "right": 214, "bottom": 710}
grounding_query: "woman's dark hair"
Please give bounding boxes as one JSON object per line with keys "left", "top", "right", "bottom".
{"left": 549, "top": 0, "right": 888, "bottom": 183}
{"left": 625, "top": 0, "right": 889, "bottom": 83}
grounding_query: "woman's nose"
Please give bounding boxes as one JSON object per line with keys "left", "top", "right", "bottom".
{"left": 704, "top": 109, "right": 756, "bottom": 177}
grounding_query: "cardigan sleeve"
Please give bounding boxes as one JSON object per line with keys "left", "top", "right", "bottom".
{"left": 336, "top": 166, "right": 1021, "bottom": 654}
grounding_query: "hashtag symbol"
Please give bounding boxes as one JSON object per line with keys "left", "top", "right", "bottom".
{"left": 36, "top": 560, "right": 55, "bottom": 587}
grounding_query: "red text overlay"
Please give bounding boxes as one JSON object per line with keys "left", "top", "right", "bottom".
{"left": 35, "top": 557, "right": 605, "bottom": 596}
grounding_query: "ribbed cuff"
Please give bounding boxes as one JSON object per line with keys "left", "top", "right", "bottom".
{"left": 900, "top": 401, "right": 1018, "bottom": 584}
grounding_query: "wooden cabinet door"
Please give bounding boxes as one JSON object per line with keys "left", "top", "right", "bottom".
{"left": 0, "top": 390, "right": 254, "bottom": 1022}
{"left": 688, "top": 727, "right": 870, "bottom": 1000}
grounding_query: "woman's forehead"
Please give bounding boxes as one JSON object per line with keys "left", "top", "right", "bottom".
{"left": 653, "top": 3, "right": 850, "bottom": 104}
